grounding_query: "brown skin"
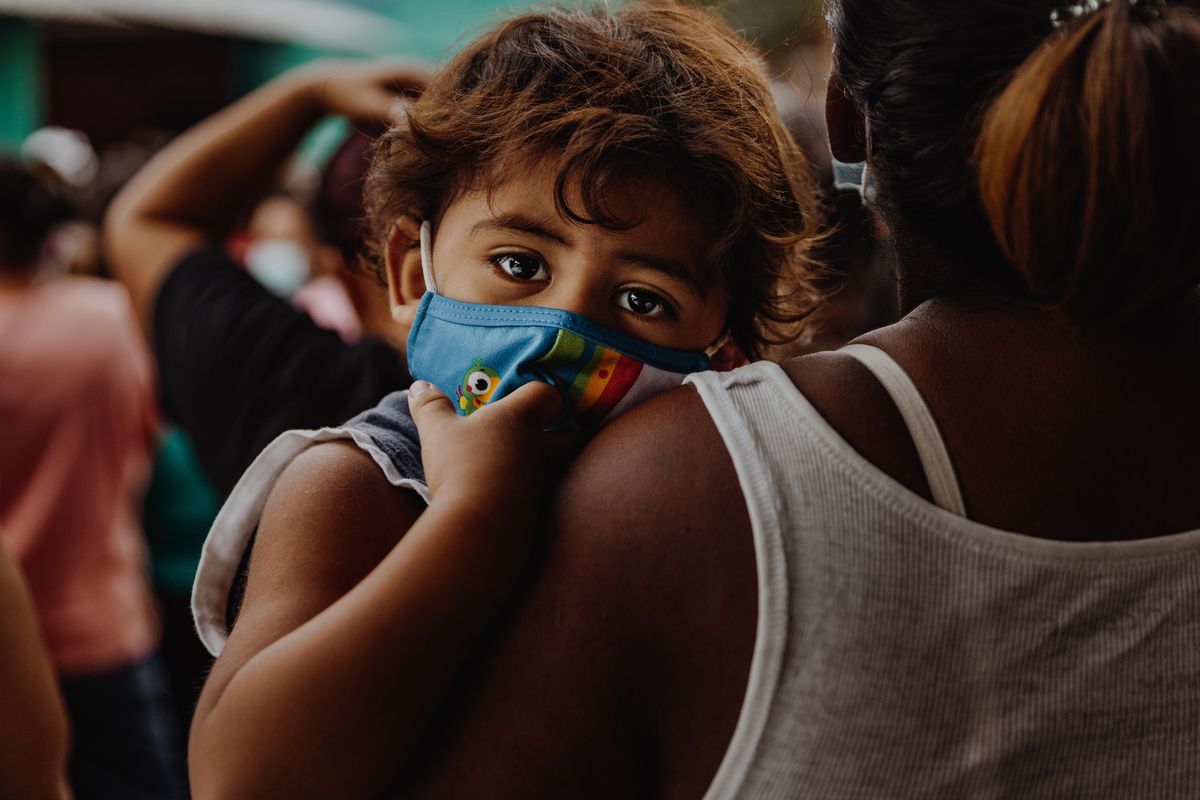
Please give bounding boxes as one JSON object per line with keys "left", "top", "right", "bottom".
{"left": 390, "top": 384, "right": 757, "bottom": 799}
{"left": 190, "top": 69, "right": 1200, "bottom": 799}
{"left": 0, "top": 547, "right": 72, "bottom": 800}
{"left": 191, "top": 379, "right": 756, "bottom": 799}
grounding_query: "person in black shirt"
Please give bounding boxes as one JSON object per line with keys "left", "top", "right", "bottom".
{"left": 105, "top": 61, "right": 429, "bottom": 496}
{"left": 150, "top": 245, "right": 406, "bottom": 495}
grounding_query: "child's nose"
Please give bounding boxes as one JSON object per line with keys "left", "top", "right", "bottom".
{"left": 543, "top": 277, "right": 608, "bottom": 322}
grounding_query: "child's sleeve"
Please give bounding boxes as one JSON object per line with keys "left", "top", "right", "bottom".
{"left": 191, "top": 390, "right": 429, "bottom": 658}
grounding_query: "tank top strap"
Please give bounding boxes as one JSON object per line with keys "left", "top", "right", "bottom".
{"left": 838, "top": 343, "right": 966, "bottom": 516}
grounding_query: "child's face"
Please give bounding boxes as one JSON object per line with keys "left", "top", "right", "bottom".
{"left": 428, "top": 160, "right": 729, "bottom": 352}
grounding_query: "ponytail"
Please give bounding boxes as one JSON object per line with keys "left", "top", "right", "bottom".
{"left": 975, "top": 1, "right": 1200, "bottom": 320}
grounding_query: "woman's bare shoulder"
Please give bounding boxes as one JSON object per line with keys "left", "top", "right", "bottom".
{"left": 553, "top": 384, "right": 759, "bottom": 790}
{"left": 556, "top": 383, "right": 738, "bottom": 518}
{"left": 399, "top": 384, "right": 757, "bottom": 796}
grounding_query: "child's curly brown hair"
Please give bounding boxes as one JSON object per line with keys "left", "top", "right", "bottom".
{"left": 364, "top": 1, "right": 820, "bottom": 358}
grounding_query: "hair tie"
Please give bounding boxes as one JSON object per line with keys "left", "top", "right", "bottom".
{"left": 1050, "top": 0, "right": 1160, "bottom": 29}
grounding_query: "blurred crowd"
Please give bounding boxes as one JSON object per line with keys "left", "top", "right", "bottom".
{"left": 0, "top": 114, "right": 432, "bottom": 797}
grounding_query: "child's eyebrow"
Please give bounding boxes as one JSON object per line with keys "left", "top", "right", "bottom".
{"left": 618, "top": 252, "right": 709, "bottom": 301}
{"left": 470, "top": 213, "right": 569, "bottom": 246}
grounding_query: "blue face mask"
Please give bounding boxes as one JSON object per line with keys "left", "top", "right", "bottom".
{"left": 406, "top": 222, "right": 716, "bottom": 429}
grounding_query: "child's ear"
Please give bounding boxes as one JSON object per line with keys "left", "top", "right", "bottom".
{"left": 384, "top": 215, "right": 427, "bottom": 326}
{"left": 708, "top": 338, "right": 748, "bottom": 372}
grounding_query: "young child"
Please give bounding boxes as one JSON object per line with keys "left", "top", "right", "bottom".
{"left": 189, "top": 3, "right": 817, "bottom": 796}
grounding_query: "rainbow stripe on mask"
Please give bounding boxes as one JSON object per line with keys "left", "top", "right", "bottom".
{"left": 533, "top": 329, "right": 643, "bottom": 428}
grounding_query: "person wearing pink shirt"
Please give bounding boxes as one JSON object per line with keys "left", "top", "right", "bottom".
{"left": 0, "top": 158, "right": 183, "bottom": 799}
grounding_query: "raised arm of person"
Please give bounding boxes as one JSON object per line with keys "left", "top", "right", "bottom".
{"left": 104, "top": 60, "right": 428, "bottom": 334}
{"left": 102, "top": 61, "right": 428, "bottom": 495}
{"left": 0, "top": 547, "right": 71, "bottom": 800}
{"left": 188, "top": 382, "right": 577, "bottom": 799}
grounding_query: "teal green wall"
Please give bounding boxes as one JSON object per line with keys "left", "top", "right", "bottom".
{"left": 0, "top": 18, "right": 41, "bottom": 152}
{"left": 235, "top": 41, "right": 330, "bottom": 96}
{"left": 369, "top": 0, "right": 522, "bottom": 63}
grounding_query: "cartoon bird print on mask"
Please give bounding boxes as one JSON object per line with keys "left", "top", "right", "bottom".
{"left": 456, "top": 359, "right": 501, "bottom": 415}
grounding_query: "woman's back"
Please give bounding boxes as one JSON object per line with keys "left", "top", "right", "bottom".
{"left": 695, "top": 343, "right": 1200, "bottom": 797}
{"left": 825, "top": 301, "right": 1200, "bottom": 541}
{"left": 388, "top": 304, "right": 1200, "bottom": 796}
{"left": 697, "top": 0, "right": 1200, "bottom": 788}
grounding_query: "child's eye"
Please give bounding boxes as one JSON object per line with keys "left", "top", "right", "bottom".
{"left": 617, "top": 287, "right": 672, "bottom": 318}
{"left": 491, "top": 253, "right": 548, "bottom": 282}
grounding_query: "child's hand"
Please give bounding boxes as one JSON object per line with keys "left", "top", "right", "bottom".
{"left": 407, "top": 380, "right": 579, "bottom": 509}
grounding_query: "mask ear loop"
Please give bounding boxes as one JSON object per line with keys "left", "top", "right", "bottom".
{"left": 419, "top": 219, "right": 438, "bottom": 294}
{"left": 703, "top": 329, "right": 731, "bottom": 358}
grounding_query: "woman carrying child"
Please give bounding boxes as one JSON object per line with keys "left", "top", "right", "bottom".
{"left": 194, "top": 0, "right": 1200, "bottom": 797}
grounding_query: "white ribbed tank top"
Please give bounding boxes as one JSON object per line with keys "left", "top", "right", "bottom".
{"left": 688, "top": 357, "right": 1200, "bottom": 799}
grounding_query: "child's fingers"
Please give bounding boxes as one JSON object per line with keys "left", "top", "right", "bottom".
{"left": 408, "top": 378, "right": 566, "bottom": 447}
{"left": 407, "top": 380, "right": 457, "bottom": 429}
{"left": 495, "top": 381, "right": 564, "bottom": 430}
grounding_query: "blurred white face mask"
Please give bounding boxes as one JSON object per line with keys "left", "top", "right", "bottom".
{"left": 245, "top": 239, "right": 310, "bottom": 297}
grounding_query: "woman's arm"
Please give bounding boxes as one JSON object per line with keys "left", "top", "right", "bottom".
{"left": 104, "top": 60, "right": 427, "bottom": 332}
{"left": 198, "top": 382, "right": 754, "bottom": 798}
{"left": 391, "top": 385, "right": 757, "bottom": 798}
{"left": 0, "top": 548, "right": 71, "bottom": 800}
{"left": 192, "top": 380, "right": 755, "bottom": 799}
{"left": 189, "top": 382, "right": 573, "bottom": 799}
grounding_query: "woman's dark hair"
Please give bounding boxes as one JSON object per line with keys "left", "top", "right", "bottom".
{"left": 829, "top": 0, "right": 1199, "bottom": 320}
{"left": 365, "top": 2, "right": 820, "bottom": 358}
{"left": 976, "top": 2, "right": 1200, "bottom": 320}
{"left": 0, "top": 157, "right": 70, "bottom": 271}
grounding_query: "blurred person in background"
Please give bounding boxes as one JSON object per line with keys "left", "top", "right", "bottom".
{"left": 0, "top": 544, "right": 71, "bottom": 800}
{"left": 236, "top": 188, "right": 362, "bottom": 343}
{"left": 0, "top": 157, "right": 184, "bottom": 799}
{"left": 103, "top": 69, "right": 423, "bottom": 768}
{"left": 310, "top": 125, "right": 403, "bottom": 344}
{"left": 285, "top": 125, "right": 409, "bottom": 345}
{"left": 140, "top": 424, "right": 221, "bottom": 772}
{"left": 21, "top": 126, "right": 106, "bottom": 279}
{"left": 105, "top": 62, "right": 429, "bottom": 499}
